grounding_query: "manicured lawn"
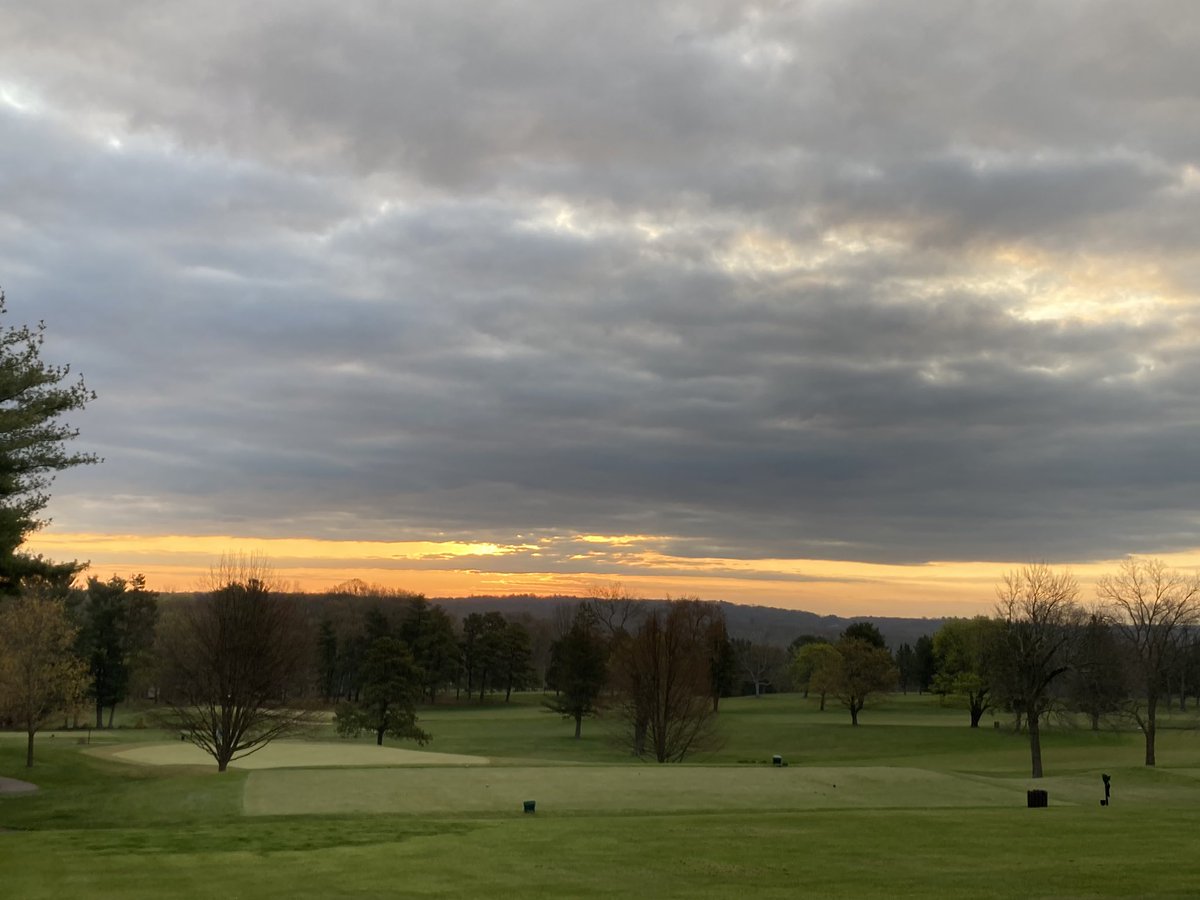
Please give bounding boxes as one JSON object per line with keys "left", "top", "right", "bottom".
{"left": 3, "top": 693, "right": 1200, "bottom": 898}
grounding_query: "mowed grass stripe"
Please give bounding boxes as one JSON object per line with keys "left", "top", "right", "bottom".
{"left": 242, "top": 764, "right": 1029, "bottom": 816}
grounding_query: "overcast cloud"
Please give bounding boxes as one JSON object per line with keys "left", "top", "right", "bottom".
{"left": 4, "top": 0, "right": 1200, "bottom": 573}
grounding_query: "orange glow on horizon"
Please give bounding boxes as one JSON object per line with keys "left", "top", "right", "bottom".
{"left": 25, "top": 530, "right": 1200, "bottom": 619}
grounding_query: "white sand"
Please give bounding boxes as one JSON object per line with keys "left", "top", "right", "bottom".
{"left": 109, "top": 740, "right": 489, "bottom": 769}
{"left": 0, "top": 776, "right": 38, "bottom": 795}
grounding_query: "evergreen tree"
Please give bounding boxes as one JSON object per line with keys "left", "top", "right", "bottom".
{"left": 913, "top": 634, "right": 936, "bottom": 693}
{"left": 545, "top": 605, "right": 609, "bottom": 738}
{"left": 335, "top": 636, "right": 429, "bottom": 747}
{"left": 0, "top": 290, "right": 97, "bottom": 591}
{"left": 80, "top": 574, "right": 159, "bottom": 727}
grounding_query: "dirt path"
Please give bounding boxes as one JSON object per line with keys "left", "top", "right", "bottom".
{"left": 0, "top": 776, "right": 38, "bottom": 795}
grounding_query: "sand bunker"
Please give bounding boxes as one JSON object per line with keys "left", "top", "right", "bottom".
{"left": 110, "top": 741, "right": 489, "bottom": 770}
{"left": 0, "top": 776, "right": 38, "bottom": 795}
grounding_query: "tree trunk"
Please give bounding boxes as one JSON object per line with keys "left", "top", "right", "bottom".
{"left": 96, "top": 701, "right": 104, "bottom": 729}
{"left": 26, "top": 729, "right": 35, "bottom": 768}
{"left": 969, "top": 699, "right": 984, "bottom": 728}
{"left": 376, "top": 727, "right": 385, "bottom": 746}
{"left": 1091, "top": 711, "right": 1100, "bottom": 732}
{"left": 574, "top": 713, "right": 582, "bottom": 739}
{"left": 712, "top": 694, "right": 720, "bottom": 713}
{"left": 107, "top": 705, "right": 116, "bottom": 729}
{"left": 819, "top": 692, "right": 826, "bottom": 712}
{"left": 850, "top": 704, "right": 859, "bottom": 726}
{"left": 634, "top": 717, "right": 647, "bottom": 756}
{"left": 1028, "top": 713, "right": 1043, "bottom": 778}
{"left": 1145, "top": 694, "right": 1158, "bottom": 766}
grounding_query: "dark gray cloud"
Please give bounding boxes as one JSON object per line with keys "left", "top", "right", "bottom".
{"left": 6, "top": 0, "right": 1200, "bottom": 568}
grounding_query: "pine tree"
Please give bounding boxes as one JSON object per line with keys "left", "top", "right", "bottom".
{"left": 0, "top": 290, "right": 97, "bottom": 591}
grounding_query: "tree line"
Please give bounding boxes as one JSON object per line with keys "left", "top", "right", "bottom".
{"left": 0, "top": 563, "right": 750, "bottom": 768}
{"left": 787, "top": 560, "right": 1200, "bottom": 778}
{"left": 5, "top": 558, "right": 1200, "bottom": 778}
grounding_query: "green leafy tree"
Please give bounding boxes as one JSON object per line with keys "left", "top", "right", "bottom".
{"left": 790, "top": 640, "right": 836, "bottom": 707}
{"left": 895, "top": 643, "right": 916, "bottom": 693}
{"left": 317, "top": 617, "right": 339, "bottom": 701}
{"left": 335, "top": 636, "right": 430, "bottom": 747}
{"left": 545, "top": 604, "right": 609, "bottom": 738}
{"left": 461, "top": 611, "right": 508, "bottom": 702}
{"left": 914, "top": 634, "right": 936, "bottom": 693}
{"left": 364, "top": 606, "right": 393, "bottom": 643}
{"left": 401, "top": 600, "right": 460, "bottom": 703}
{"left": 841, "top": 621, "right": 887, "bottom": 650}
{"left": 788, "top": 633, "right": 830, "bottom": 654}
{"left": 80, "top": 574, "right": 158, "bottom": 728}
{"left": 708, "top": 618, "right": 737, "bottom": 711}
{"left": 500, "top": 619, "right": 534, "bottom": 702}
{"left": 1069, "top": 611, "right": 1127, "bottom": 731}
{"left": 459, "top": 612, "right": 483, "bottom": 697}
{"left": 0, "top": 588, "right": 88, "bottom": 766}
{"left": 932, "top": 616, "right": 1002, "bottom": 727}
{"left": 0, "top": 290, "right": 98, "bottom": 591}
{"left": 828, "top": 638, "right": 898, "bottom": 726}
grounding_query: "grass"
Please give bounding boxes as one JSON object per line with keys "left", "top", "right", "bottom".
{"left": 3, "top": 692, "right": 1200, "bottom": 898}
{"left": 242, "top": 765, "right": 1029, "bottom": 816}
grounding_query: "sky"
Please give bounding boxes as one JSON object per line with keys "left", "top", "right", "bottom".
{"left": 5, "top": 1, "right": 1200, "bottom": 616}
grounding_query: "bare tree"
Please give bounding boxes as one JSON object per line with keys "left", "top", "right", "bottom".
{"left": 1096, "top": 559, "right": 1200, "bottom": 766}
{"left": 992, "top": 563, "right": 1083, "bottom": 778}
{"left": 609, "top": 599, "right": 720, "bottom": 762}
{"left": 155, "top": 554, "right": 317, "bottom": 771}
{"left": 733, "top": 637, "right": 787, "bottom": 697}
{"left": 587, "top": 582, "right": 644, "bottom": 637}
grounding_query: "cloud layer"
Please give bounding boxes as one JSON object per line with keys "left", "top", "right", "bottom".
{"left": 5, "top": 1, "right": 1200, "bottom": 578}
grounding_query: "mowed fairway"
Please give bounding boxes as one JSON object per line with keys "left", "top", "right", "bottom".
{"left": 243, "top": 764, "right": 1027, "bottom": 816}
{"left": 5, "top": 693, "right": 1200, "bottom": 898}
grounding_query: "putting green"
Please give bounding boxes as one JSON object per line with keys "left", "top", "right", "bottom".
{"left": 243, "top": 764, "right": 1035, "bottom": 816}
{"left": 109, "top": 740, "right": 489, "bottom": 769}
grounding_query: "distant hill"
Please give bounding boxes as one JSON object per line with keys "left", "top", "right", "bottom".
{"left": 432, "top": 594, "right": 944, "bottom": 650}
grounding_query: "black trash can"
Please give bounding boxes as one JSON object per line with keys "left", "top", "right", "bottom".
{"left": 523, "top": 800, "right": 536, "bottom": 814}
{"left": 1027, "top": 789, "right": 1048, "bottom": 808}
{"left": 773, "top": 755, "right": 783, "bottom": 767}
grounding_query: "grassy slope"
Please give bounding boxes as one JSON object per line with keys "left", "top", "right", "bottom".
{"left": 3, "top": 693, "right": 1200, "bottom": 898}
